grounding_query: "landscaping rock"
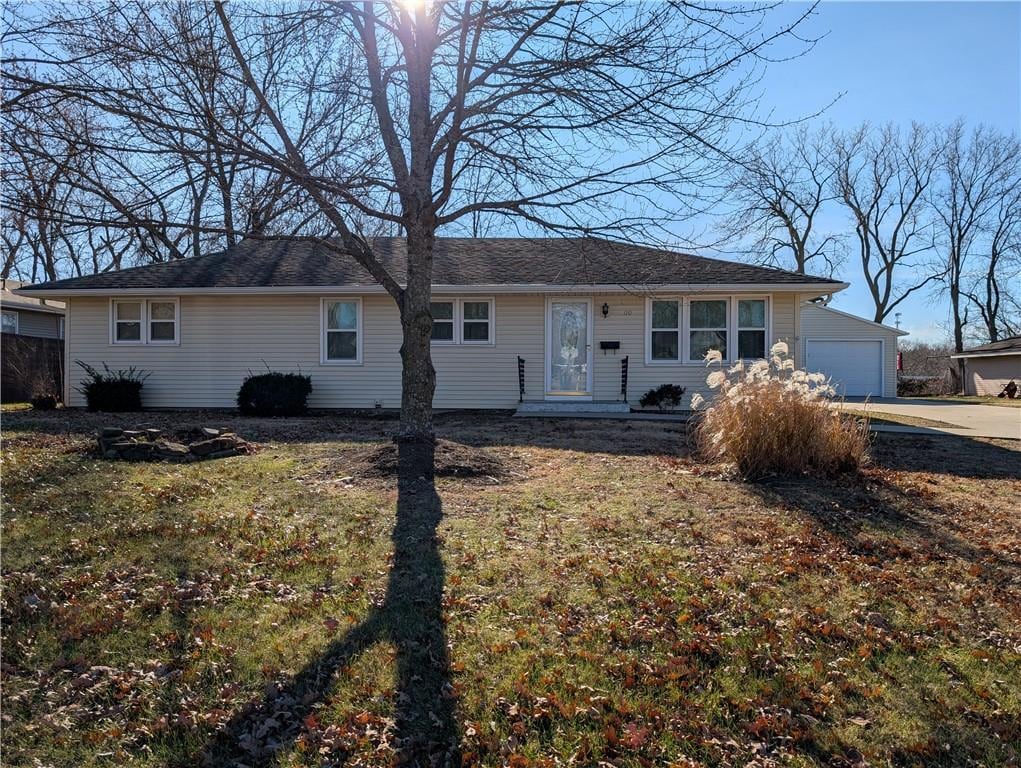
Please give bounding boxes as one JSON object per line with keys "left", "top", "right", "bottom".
{"left": 155, "top": 441, "right": 192, "bottom": 460}
{"left": 96, "top": 426, "right": 252, "bottom": 463}
{"left": 206, "top": 449, "right": 239, "bottom": 460}
{"left": 189, "top": 437, "right": 237, "bottom": 457}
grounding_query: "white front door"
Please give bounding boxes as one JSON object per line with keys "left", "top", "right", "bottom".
{"left": 546, "top": 299, "right": 593, "bottom": 397}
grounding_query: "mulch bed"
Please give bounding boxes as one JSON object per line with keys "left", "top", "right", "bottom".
{"left": 303, "top": 439, "right": 528, "bottom": 488}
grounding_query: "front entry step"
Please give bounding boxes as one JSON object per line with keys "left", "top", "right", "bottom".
{"left": 516, "top": 400, "right": 631, "bottom": 415}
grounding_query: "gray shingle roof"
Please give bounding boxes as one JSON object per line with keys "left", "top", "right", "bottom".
{"left": 953, "top": 335, "right": 1021, "bottom": 357}
{"left": 19, "top": 237, "right": 838, "bottom": 292}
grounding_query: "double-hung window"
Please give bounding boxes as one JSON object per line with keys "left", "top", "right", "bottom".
{"left": 461, "top": 300, "right": 491, "bottom": 343}
{"left": 429, "top": 298, "right": 494, "bottom": 345}
{"left": 113, "top": 301, "right": 143, "bottom": 343}
{"left": 430, "top": 301, "right": 455, "bottom": 342}
{"left": 2, "top": 310, "right": 19, "bottom": 334}
{"left": 737, "top": 299, "right": 767, "bottom": 359}
{"left": 112, "top": 299, "right": 178, "bottom": 344}
{"left": 148, "top": 300, "right": 178, "bottom": 343}
{"left": 322, "top": 298, "right": 361, "bottom": 363}
{"left": 688, "top": 299, "right": 728, "bottom": 361}
{"left": 650, "top": 300, "right": 681, "bottom": 360}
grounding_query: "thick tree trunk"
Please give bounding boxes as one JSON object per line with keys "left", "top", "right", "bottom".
{"left": 398, "top": 223, "right": 437, "bottom": 443}
{"left": 950, "top": 281, "right": 967, "bottom": 392}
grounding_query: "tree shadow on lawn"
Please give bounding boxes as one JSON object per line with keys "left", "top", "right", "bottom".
{"left": 192, "top": 439, "right": 460, "bottom": 767}
{"left": 747, "top": 458, "right": 1020, "bottom": 590}
{"left": 869, "top": 432, "right": 1021, "bottom": 480}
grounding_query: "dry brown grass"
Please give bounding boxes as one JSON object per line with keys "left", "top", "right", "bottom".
{"left": 2, "top": 409, "right": 1019, "bottom": 767}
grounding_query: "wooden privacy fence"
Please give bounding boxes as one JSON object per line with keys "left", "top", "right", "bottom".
{"left": 1, "top": 333, "right": 64, "bottom": 402}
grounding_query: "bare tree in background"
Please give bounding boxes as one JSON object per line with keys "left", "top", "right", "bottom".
{"left": 832, "top": 122, "right": 942, "bottom": 324}
{"left": 5, "top": 0, "right": 816, "bottom": 442}
{"left": 722, "top": 124, "right": 842, "bottom": 275}
{"left": 962, "top": 160, "right": 1021, "bottom": 342}
{"left": 2, "top": 3, "right": 319, "bottom": 277}
{"left": 932, "top": 122, "right": 1021, "bottom": 373}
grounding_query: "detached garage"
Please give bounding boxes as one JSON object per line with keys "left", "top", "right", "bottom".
{"left": 800, "top": 303, "right": 906, "bottom": 398}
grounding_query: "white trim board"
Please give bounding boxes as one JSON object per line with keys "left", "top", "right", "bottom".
{"left": 951, "top": 350, "right": 1021, "bottom": 359}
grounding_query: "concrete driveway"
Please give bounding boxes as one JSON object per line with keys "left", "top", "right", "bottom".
{"left": 839, "top": 398, "right": 1021, "bottom": 440}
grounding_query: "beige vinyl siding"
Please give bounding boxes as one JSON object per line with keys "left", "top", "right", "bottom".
{"left": 963, "top": 356, "right": 1021, "bottom": 396}
{"left": 8, "top": 309, "right": 62, "bottom": 339}
{"left": 66, "top": 290, "right": 801, "bottom": 409}
{"left": 66, "top": 294, "right": 544, "bottom": 409}
{"left": 800, "top": 303, "right": 901, "bottom": 398}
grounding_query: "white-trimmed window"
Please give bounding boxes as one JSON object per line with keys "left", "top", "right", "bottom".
{"left": 461, "top": 299, "right": 492, "bottom": 344}
{"left": 322, "top": 298, "right": 362, "bottom": 364}
{"left": 430, "top": 301, "right": 455, "bottom": 342}
{"left": 112, "top": 299, "right": 178, "bottom": 345}
{"left": 737, "top": 299, "right": 767, "bottom": 359}
{"left": 429, "top": 298, "right": 495, "bottom": 346}
{"left": 147, "top": 300, "right": 178, "bottom": 344}
{"left": 688, "top": 299, "right": 728, "bottom": 362}
{"left": 2, "top": 310, "right": 18, "bottom": 334}
{"left": 650, "top": 300, "right": 680, "bottom": 361}
{"left": 112, "top": 300, "right": 143, "bottom": 343}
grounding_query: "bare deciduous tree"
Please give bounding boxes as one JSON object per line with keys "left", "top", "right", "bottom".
{"left": 723, "top": 124, "right": 842, "bottom": 275}
{"left": 5, "top": 0, "right": 816, "bottom": 441}
{"left": 962, "top": 158, "right": 1021, "bottom": 342}
{"left": 832, "top": 122, "right": 942, "bottom": 324}
{"left": 932, "top": 122, "right": 1021, "bottom": 370}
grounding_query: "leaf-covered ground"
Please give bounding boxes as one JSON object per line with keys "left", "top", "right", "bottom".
{"left": 2, "top": 409, "right": 1019, "bottom": 767}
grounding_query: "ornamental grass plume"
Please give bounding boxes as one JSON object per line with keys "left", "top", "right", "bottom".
{"left": 691, "top": 343, "right": 870, "bottom": 479}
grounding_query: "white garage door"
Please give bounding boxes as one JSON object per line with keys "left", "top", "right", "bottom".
{"left": 805, "top": 340, "right": 883, "bottom": 397}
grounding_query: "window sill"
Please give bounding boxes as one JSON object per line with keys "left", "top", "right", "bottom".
{"left": 646, "top": 359, "right": 730, "bottom": 366}
{"left": 319, "top": 359, "right": 363, "bottom": 366}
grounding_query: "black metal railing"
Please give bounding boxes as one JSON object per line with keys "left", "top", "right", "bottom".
{"left": 517, "top": 356, "right": 526, "bottom": 402}
{"left": 620, "top": 355, "right": 629, "bottom": 402}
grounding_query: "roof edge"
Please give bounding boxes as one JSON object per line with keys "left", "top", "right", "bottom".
{"left": 950, "top": 349, "right": 1021, "bottom": 359}
{"left": 802, "top": 301, "right": 909, "bottom": 336}
{"left": 0, "top": 299, "right": 66, "bottom": 314}
{"left": 18, "top": 282, "right": 849, "bottom": 298}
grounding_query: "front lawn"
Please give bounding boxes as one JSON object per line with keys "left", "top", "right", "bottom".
{"left": 2, "top": 410, "right": 1019, "bottom": 767}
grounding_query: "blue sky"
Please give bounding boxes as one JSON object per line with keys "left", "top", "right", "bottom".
{"left": 732, "top": 1, "right": 1020, "bottom": 342}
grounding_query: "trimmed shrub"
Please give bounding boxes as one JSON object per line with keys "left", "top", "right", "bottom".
{"left": 30, "top": 392, "right": 59, "bottom": 411}
{"left": 237, "top": 371, "right": 312, "bottom": 416}
{"left": 76, "top": 361, "right": 148, "bottom": 412}
{"left": 692, "top": 344, "right": 870, "bottom": 479}
{"left": 639, "top": 383, "right": 686, "bottom": 411}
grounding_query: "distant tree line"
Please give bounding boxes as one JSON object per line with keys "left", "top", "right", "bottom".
{"left": 723, "top": 121, "right": 1021, "bottom": 355}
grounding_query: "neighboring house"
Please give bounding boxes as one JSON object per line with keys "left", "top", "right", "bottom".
{"left": 1, "top": 279, "right": 66, "bottom": 402}
{"left": 18, "top": 237, "right": 897, "bottom": 410}
{"left": 951, "top": 336, "right": 1021, "bottom": 397}
{"left": 1, "top": 279, "right": 65, "bottom": 339}
{"left": 800, "top": 302, "right": 907, "bottom": 398}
